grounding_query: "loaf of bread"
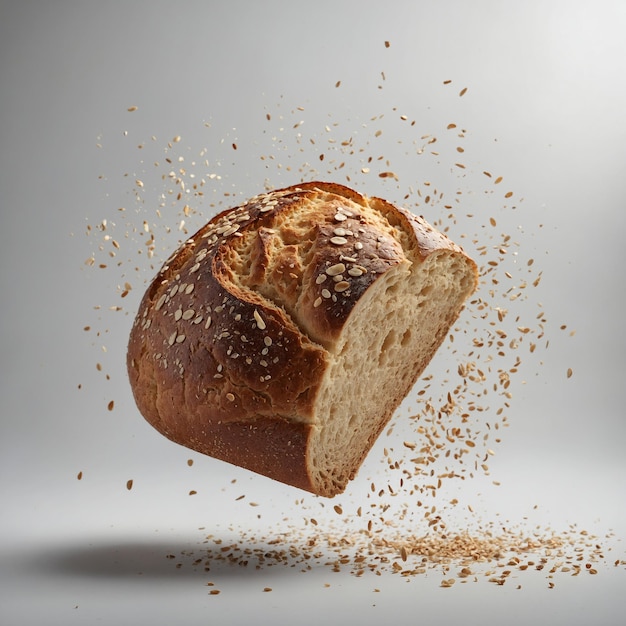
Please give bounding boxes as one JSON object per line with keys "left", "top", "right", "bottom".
{"left": 127, "top": 182, "right": 478, "bottom": 497}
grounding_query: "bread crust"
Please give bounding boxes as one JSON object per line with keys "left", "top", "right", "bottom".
{"left": 127, "top": 182, "right": 477, "bottom": 495}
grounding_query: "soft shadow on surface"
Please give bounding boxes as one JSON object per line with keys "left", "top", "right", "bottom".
{"left": 17, "top": 534, "right": 333, "bottom": 581}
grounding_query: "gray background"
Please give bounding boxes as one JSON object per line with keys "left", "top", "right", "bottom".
{"left": 1, "top": 1, "right": 625, "bottom": 624}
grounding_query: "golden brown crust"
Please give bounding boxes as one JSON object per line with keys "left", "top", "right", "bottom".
{"left": 127, "top": 181, "right": 478, "bottom": 494}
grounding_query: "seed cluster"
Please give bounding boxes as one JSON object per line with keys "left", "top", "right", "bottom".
{"left": 79, "top": 52, "right": 623, "bottom": 594}
{"left": 312, "top": 206, "right": 376, "bottom": 308}
{"left": 161, "top": 517, "right": 621, "bottom": 590}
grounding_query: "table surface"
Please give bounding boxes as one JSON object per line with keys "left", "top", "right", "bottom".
{"left": 1, "top": 2, "right": 625, "bottom": 625}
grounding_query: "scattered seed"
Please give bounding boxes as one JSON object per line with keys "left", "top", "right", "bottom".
{"left": 89, "top": 85, "right": 604, "bottom": 593}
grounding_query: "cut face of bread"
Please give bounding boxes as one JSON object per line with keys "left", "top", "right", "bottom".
{"left": 127, "top": 182, "right": 478, "bottom": 497}
{"left": 309, "top": 249, "right": 475, "bottom": 495}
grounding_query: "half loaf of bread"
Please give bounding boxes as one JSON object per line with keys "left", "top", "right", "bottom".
{"left": 127, "top": 181, "right": 478, "bottom": 497}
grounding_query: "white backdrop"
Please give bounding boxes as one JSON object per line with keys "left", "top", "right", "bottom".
{"left": 1, "top": 1, "right": 625, "bottom": 625}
